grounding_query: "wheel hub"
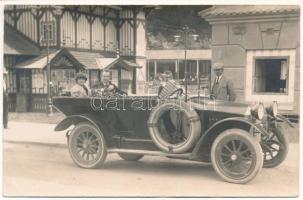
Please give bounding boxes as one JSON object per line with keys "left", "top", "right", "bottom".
{"left": 230, "top": 154, "right": 237, "bottom": 161}
{"left": 82, "top": 140, "right": 91, "bottom": 151}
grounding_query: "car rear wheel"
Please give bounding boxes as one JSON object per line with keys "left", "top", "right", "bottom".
{"left": 211, "top": 129, "right": 263, "bottom": 184}
{"left": 118, "top": 153, "right": 144, "bottom": 161}
{"left": 68, "top": 122, "right": 107, "bottom": 168}
{"left": 261, "top": 125, "right": 288, "bottom": 168}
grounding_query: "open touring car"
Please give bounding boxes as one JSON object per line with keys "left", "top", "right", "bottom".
{"left": 53, "top": 91, "right": 292, "bottom": 184}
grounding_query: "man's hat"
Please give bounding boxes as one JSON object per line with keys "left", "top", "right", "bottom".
{"left": 213, "top": 62, "right": 224, "bottom": 70}
{"left": 75, "top": 72, "right": 87, "bottom": 81}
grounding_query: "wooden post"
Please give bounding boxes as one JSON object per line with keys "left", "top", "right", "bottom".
{"left": 118, "top": 68, "right": 122, "bottom": 89}
{"left": 56, "top": 15, "right": 61, "bottom": 48}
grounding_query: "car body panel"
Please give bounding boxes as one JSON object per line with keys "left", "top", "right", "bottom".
{"left": 53, "top": 96, "right": 270, "bottom": 162}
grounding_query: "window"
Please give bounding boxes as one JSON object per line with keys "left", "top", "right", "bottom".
{"left": 179, "top": 60, "right": 198, "bottom": 85}
{"left": 246, "top": 50, "right": 296, "bottom": 105}
{"left": 147, "top": 61, "right": 155, "bottom": 81}
{"left": 198, "top": 60, "right": 211, "bottom": 89}
{"left": 40, "top": 21, "right": 56, "bottom": 44}
{"left": 51, "top": 69, "right": 76, "bottom": 95}
{"left": 110, "top": 70, "right": 118, "bottom": 86}
{"left": 157, "top": 60, "right": 176, "bottom": 78}
{"left": 254, "top": 58, "right": 288, "bottom": 93}
{"left": 90, "top": 70, "right": 100, "bottom": 88}
{"left": 32, "top": 69, "right": 47, "bottom": 94}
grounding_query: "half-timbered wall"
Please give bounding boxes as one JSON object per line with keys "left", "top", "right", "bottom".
{"left": 92, "top": 18, "right": 105, "bottom": 50}
{"left": 120, "top": 10, "right": 134, "bottom": 56}
{"left": 17, "top": 11, "right": 37, "bottom": 43}
{"left": 76, "top": 15, "right": 90, "bottom": 49}
{"left": 61, "top": 11, "right": 75, "bottom": 48}
{"left": 4, "top": 5, "right": 121, "bottom": 53}
{"left": 105, "top": 20, "right": 117, "bottom": 52}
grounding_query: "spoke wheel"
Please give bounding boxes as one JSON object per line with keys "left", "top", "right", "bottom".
{"left": 211, "top": 129, "right": 263, "bottom": 184}
{"left": 68, "top": 123, "right": 107, "bottom": 168}
{"left": 118, "top": 153, "right": 144, "bottom": 161}
{"left": 261, "top": 125, "right": 288, "bottom": 168}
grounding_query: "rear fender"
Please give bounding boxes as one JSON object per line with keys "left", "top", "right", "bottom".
{"left": 54, "top": 114, "right": 112, "bottom": 141}
{"left": 191, "top": 117, "right": 267, "bottom": 160}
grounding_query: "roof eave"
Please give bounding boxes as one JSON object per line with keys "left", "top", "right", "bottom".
{"left": 202, "top": 12, "right": 300, "bottom": 24}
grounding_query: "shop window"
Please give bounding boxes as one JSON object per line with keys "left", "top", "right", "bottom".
{"left": 157, "top": 60, "right": 176, "bottom": 78}
{"left": 32, "top": 69, "right": 47, "bottom": 94}
{"left": 198, "top": 60, "right": 211, "bottom": 89}
{"left": 40, "top": 21, "right": 56, "bottom": 45}
{"left": 110, "top": 70, "right": 118, "bottom": 86}
{"left": 51, "top": 69, "right": 76, "bottom": 95}
{"left": 179, "top": 60, "right": 198, "bottom": 85}
{"left": 90, "top": 70, "right": 100, "bottom": 88}
{"left": 254, "top": 58, "right": 288, "bottom": 94}
{"left": 147, "top": 61, "right": 155, "bottom": 81}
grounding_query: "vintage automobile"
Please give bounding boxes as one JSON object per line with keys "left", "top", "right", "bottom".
{"left": 53, "top": 91, "right": 292, "bottom": 184}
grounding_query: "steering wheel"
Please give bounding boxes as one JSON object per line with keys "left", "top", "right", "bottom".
{"left": 168, "top": 88, "right": 183, "bottom": 98}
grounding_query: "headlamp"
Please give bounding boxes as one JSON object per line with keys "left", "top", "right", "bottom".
{"left": 266, "top": 101, "right": 278, "bottom": 117}
{"left": 251, "top": 103, "right": 265, "bottom": 120}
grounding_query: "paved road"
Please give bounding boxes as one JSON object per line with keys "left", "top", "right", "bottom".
{"left": 3, "top": 122, "right": 299, "bottom": 197}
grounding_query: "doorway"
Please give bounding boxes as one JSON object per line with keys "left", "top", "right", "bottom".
{"left": 16, "top": 69, "right": 32, "bottom": 112}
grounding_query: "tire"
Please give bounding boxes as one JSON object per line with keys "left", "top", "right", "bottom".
{"left": 262, "top": 125, "right": 288, "bottom": 168}
{"left": 68, "top": 122, "right": 107, "bottom": 169}
{"left": 148, "top": 100, "right": 201, "bottom": 154}
{"left": 118, "top": 153, "right": 144, "bottom": 161}
{"left": 211, "top": 129, "right": 263, "bottom": 184}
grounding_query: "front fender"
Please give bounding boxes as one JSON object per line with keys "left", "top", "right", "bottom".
{"left": 54, "top": 114, "right": 98, "bottom": 132}
{"left": 191, "top": 117, "right": 267, "bottom": 161}
{"left": 276, "top": 114, "right": 294, "bottom": 128}
{"left": 54, "top": 114, "right": 112, "bottom": 142}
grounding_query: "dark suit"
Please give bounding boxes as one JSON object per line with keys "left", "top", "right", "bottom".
{"left": 211, "top": 75, "right": 236, "bottom": 101}
{"left": 92, "top": 81, "right": 127, "bottom": 97}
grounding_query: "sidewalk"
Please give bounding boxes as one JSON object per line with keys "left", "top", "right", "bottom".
{"left": 3, "top": 121, "right": 67, "bottom": 146}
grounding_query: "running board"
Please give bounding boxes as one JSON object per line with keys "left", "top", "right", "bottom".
{"left": 107, "top": 148, "right": 191, "bottom": 158}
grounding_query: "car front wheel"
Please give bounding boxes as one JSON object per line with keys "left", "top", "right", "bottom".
{"left": 261, "top": 125, "right": 288, "bottom": 168}
{"left": 68, "top": 122, "right": 107, "bottom": 168}
{"left": 211, "top": 129, "right": 263, "bottom": 184}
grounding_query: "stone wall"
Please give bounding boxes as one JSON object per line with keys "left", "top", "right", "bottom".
{"left": 211, "top": 20, "right": 299, "bottom": 112}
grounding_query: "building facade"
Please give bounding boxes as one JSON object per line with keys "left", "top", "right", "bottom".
{"left": 200, "top": 5, "right": 300, "bottom": 114}
{"left": 4, "top": 5, "right": 149, "bottom": 112}
{"left": 146, "top": 49, "right": 212, "bottom": 95}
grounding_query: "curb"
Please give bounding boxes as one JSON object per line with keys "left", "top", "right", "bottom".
{"left": 3, "top": 140, "right": 67, "bottom": 149}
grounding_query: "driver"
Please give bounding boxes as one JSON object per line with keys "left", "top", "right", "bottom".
{"left": 158, "top": 71, "right": 183, "bottom": 99}
{"left": 92, "top": 70, "right": 127, "bottom": 97}
{"left": 157, "top": 71, "right": 186, "bottom": 143}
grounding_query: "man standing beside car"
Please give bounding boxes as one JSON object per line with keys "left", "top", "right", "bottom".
{"left": 210, "top": 62, "right": 236, "bottom": 101}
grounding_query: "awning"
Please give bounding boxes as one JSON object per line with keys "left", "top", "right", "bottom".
{"left": 14, "top": 50, "right": 61, "bottom": 69}
{"left": 14, "top": 48, "right": 140, "bottom": 71}
{"left": 96, "top": 57, "right": 141, "bottom": 71}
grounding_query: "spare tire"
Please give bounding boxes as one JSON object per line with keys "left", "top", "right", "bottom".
{"left": 147, "top": 99, "right": 201, "bottom": 154}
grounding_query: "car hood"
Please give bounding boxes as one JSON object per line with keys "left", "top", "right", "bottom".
{"left": 190, "top": 98, "right": 250, "bottom": 116}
